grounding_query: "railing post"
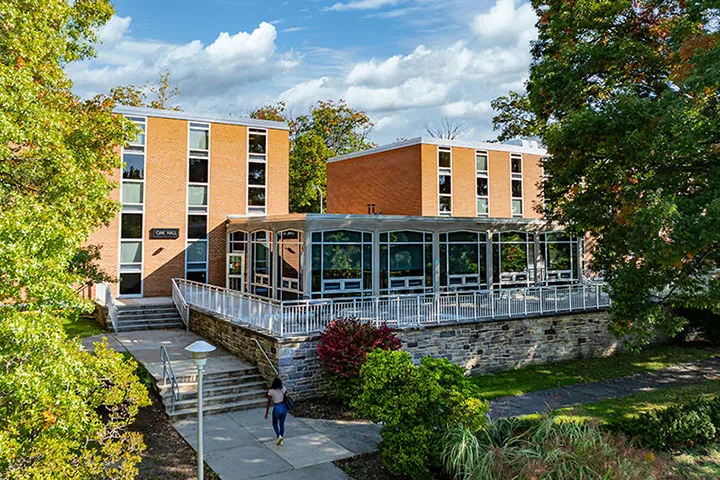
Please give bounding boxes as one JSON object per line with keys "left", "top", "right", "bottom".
{"left": 473, "top": 291, "right": 478, "bottom": 320}
{"left": 455, "top": 292, "right": 460, "bottom": 322}
{"left": 554, "top": 286, "right": 559, "bottom": 313}
{"left": 490, "top": 291, "right": 495, "bottom": 319}
{"left": 523, "top": 288, "right": 528, "bottom": 316}
{"left": 507, "top": 290, "right": 511, "bottom": 317}
{"left": 539, "top": 287, "right": 544, "bottom": 315}
{"left": 582, "top": 284, "right": 586, "bottom": 309}
{"left": 596, "top": 284, "right": 600, "bottom": 308}
{"left": 416, "top": 295, "right": 421, "bottom": 324}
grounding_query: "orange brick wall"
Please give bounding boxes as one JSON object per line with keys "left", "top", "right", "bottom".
{"left": 207, "top": 123, "right": 246, "bottom": 287}
{"left": 143, "top": 117, "right": 188, "bottom": 296}
{"left": 420, "top": 143, "right": 439, "bottom": 216}
{"left": 450, "top": 147, "right": 476, "bottom": 217}
{"left": 327, "top": 144, "right": 423, "bottom": 215}
{"left": 523, "top": 153, "right": 544, "bottom": 219}
{"left": 267, "top": 129, "right": 290, "bottom": 216}
{"left": 488, "top": 150, "right": 512, "bottom": 218}
{"left": 85, "top": 149, "right": 121, "bottom": 297}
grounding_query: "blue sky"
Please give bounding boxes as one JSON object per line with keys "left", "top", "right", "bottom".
{"left": 69, "top": 0, "right": 538, "bottom": 143}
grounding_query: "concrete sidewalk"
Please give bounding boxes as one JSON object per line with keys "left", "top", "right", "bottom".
{"left": 173, "top": 409, "right": 380, "bottom": 479}
{"left": 488, "top": 357, "right": 720, "bottom": 419}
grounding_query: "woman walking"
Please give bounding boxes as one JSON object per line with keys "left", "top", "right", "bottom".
{"left": 265, "top": 377, "right": 288, "bottom": 445}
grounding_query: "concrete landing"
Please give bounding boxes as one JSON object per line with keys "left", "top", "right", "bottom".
{"left": 173, "top": 409, "right": 380, "bottom": 480}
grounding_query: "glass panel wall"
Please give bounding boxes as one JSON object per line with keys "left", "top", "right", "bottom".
{"left": 250, "top": 231, "right": 272, "bottom": 297}
{"left": 439, "top": 231, "right": 487, "bottom": 291}
{"left": 540, "top": 232, "right": 580, "bottom": 284}
{"left": 277, "top": 230, "right": 303, "bottom": 300}
{"left": 311, "top": 230, "right": 372, "bottom": 298}
{"left": 492, "top": 231, "right": 535, "bottom": 288}
{"left": 379, "top": 231, "right": 433, "bottom": 295}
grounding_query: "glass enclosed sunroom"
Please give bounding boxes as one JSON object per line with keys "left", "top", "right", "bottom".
{"left": 225, "top": 214, "right": 584, "bottom": 301}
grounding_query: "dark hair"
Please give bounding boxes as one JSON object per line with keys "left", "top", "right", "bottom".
{"left": 271, "top": 377, "right": 282, "bottom": 390}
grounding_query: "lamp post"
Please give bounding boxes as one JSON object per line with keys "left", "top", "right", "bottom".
{"left": 185, "top": 340, "right": 216, "bottom": 480}
{"left": 312, "top": 185, "right": 323, "bottom": 214}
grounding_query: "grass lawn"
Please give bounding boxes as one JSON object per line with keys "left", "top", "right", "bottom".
{"left": 468, "top": 344, "right": 719, "bottom": 400}
{"left": 61, "top": 312, "right": 104, "bottom": 339}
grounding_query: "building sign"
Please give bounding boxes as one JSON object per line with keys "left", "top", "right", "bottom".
{"left": 150, "top": 228, "right": 179, "bottom": 239}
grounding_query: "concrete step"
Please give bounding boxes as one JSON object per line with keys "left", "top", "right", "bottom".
{"left": 118, "top": 310, "right": 180, "bottom": 320}
{"left": 162, "top": 381, "right": 268, "bottom": 401}
{"left": 158, "top": 374, "right": 266, "bottom": 395}
{"left": 173, "top": 367, "right": 261, "bottom": 384}
{"left": 116, "top": 322, "right": 185, "bottom": 332}
{"left": 170, "top": 388, "right": 268, "bottom": 409}
{"left": 167, "top": 397, "right": 269, "bottom": 420}
{"left": 116, "top": 306, "right": 178, "bottom": 315}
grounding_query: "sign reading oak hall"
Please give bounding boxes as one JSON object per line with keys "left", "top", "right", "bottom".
{"left": 150, "top": 228, "right": 180, "bottom": 239}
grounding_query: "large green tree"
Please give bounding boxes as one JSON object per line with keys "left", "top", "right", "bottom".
{"left": 493, "top": 1, "right": 720, "bottom": 344}
{"left": 0, "top": 1, "right": 149, "bottom": 477}
{"left": 251, "top": 100, "right": 374, "bottom": 212}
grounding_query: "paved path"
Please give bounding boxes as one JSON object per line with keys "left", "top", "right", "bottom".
{"left": 488, "top": 358, "right": 720, "bottom": 419}
{"left": 82, "top": 330, "right": 380, "bottom": 479}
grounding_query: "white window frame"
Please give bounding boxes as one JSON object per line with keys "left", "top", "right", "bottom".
{"left": 277, "top": 229, "right": 303, "bottom": 299}
{"left": 379, "top": 230, "right": 433, "bottom": 295}
{"left": 247, "top": 127, "right": 268, "bottom": 216}
{"left": 475, "top": 150, "right": 489, "bottom": 217}
{"left": 510, "top": 153, "right": 523, "bottom": 217}
{"left": 438, "top": 146, "right": 452, "bottom": 217}
{"left": 311, "top": 230, "right": 374, "bottom": 297}
{"left": 185, "top": 122, "right": 210, "bottom": 282}
{"left": 439, "top": 231, "right": 488, "bottom": 291}
{"left": 117, "top": 116, "right": 147, "bottom": 297}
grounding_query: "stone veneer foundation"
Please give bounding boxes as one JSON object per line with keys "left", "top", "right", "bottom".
{"left": 188, "top": 308, "right": 618, "bottom": 399}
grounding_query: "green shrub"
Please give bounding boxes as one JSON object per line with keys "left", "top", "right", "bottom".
{"left": 353, "top": 350, "right": 487, "bottom": 479}
{"left": 316, "top": 316, "right": 400, "bottom": 403}
{"left": 443, "top": 415, "right": 669, "bottom": 480}
{"left": 675, "top": 307, "right": 720, "bottom": 344}
{"left": 611, "top": 397, "right": 720, "bottom": 450}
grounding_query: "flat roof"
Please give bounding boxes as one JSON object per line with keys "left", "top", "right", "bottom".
{"left": 114, "top": 105, "right": 289, "bottom": 131}
{"left": 226, "top": 213, "right": 558, "bottom": 234}
{"left": 327, "top": 137, "right": 547, "bottom": 163}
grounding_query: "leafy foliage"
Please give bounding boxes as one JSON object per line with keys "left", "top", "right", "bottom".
{"left": 676, "top": 308, "right": 720, "bottom": 345}
{"left": 250, "top": 100, "right": 374, "bottom": 212}
{"left": 492, "top": 1, "right": 720, "bottom": 345}
{"left": 611, "top": 397, "right": 720, "bottom": 451}
{"left": 0, "top": 312, "right": 151, "bottom": 479}
{"left": 0, "top": 1, "right": 151, "bottom": 476}
{"left": 353, "top": 350, "right": 487, "bottom": 479}
{"left": 103, "top": 69, "right": 182, "bottom": 110}
{"left": 317, "top": 317, "right": 400, "bottom": 402}
{"left": 443, "top": 416, "right": 669, "bottom": 480}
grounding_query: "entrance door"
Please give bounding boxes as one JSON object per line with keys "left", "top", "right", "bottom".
{"left": 227, "top": 253, "right": 245, "bottom": 292}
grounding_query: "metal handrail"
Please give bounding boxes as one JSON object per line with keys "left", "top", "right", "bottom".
{"left": 160, "top": 345, "right": 180, "bottom": 414}
{"left": 253, "top": 338, "right": 279, "bottom": 376}
{"left": 96, "top": 282, "right": 118, "bottom": 333}
{"left": 171, "top": 278, "right": 190, "bottom": 330}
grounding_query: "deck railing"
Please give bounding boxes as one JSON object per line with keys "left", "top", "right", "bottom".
{"left": 173, "top": 278, "right": 610, "bottom": 338}
{"left": 95, "top": 282, "right": 118, "bottom": 333}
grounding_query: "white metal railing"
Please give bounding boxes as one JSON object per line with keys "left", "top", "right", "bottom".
{"left": 172, "top": 279, "right": 610, "bottom": 338}
{"left": 160, "top": 345, "right": 180, "bottom": 413}
{"left": 171, "top": 278, "right": 190, "bottom": 330}
{"left": 174, "top": 278, "right": 283, "bottom": 333}
{"left": 96, "top": 282, "right": 118, "bottom": 333}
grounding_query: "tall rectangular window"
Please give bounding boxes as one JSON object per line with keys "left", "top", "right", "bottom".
{"left": 511, "top": 153, "right": 523, "bottom": 217}
{"left": 186, "top": 122, "right": 209, "bottom": 281}
{"left": 438, "top": 146, "right": 452, "bottom": 216}
{"left": 476, "top": 150, "right": 489, "bottom": 217}
{"left": 119, "top": 116, "right": 146, "bottom": 296}
{"left": 247, "top": 128, "right": 267, "bottom": 215}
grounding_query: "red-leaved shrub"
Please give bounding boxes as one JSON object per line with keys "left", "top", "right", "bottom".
{"left": 317, "top": 317, "right": 400, "bottom": 401}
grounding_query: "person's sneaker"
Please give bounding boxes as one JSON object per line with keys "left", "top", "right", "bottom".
{"left": 276, "top": 436, "right": 283, "bottom": 446}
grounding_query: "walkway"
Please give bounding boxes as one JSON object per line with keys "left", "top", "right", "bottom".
{"left": 82, "top": 330, "right": 380, "bottom": 479}
{"left": 488, "top": 357, "right": 720, "bottom": 419}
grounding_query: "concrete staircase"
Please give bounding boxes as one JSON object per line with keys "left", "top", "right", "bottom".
{"left": 159, "top": 365, "right": 269, "bottom": 420}
{"left": 115, "top": 304, "right": 185, "bottom": 332}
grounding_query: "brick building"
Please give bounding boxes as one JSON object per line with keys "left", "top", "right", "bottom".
{"left": 327, "top": 137, "right": 545, "bottom": 219}
{"left": 87, "top": 106, "right": 289, "bottom": 297}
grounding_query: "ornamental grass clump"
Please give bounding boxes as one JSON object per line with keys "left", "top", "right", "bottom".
{"left": 316, "top": 316, "right": 400, "bottom": 403}
{"left": 442, "top": 415, "right": 671, "bottom": 480}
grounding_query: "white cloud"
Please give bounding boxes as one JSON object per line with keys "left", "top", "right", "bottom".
{"left": 327, "top": 0, "right": 402, "bottom": 12}
{"left": 69, "top": 18, "right": 297, "bottom": 104}
{"left": 345, "top": 77, "right": 450, "bottom": 111}
{"left": 442, "top": 100, "right": 492, "bottom": 117}
{"left": 97, "top": 15, "right": 131, "bottom": 46}
{"left": 472, "top": 0, "right": 537, "bottom": 46}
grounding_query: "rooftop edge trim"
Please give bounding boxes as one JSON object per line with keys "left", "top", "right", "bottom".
{"left": 327, "top": 137, "right": 547, "bottom": 163}
{"left": 113, "top": 105, "right": 289, "bottom": 131}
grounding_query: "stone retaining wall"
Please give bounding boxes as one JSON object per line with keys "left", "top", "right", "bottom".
{"left": 189, "top": 307, "right": 619, "bottom": 399}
